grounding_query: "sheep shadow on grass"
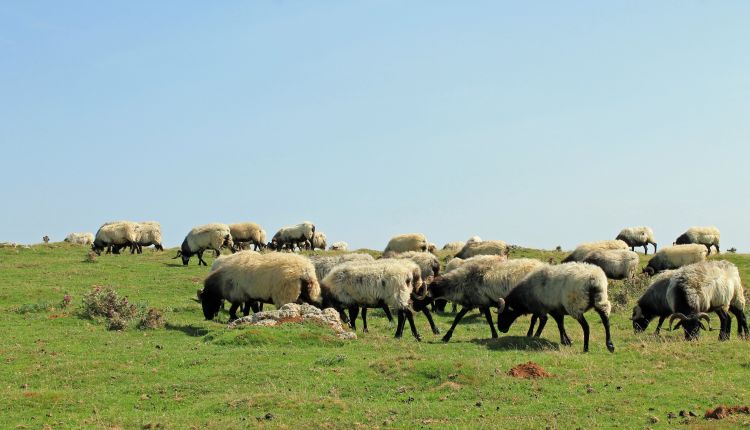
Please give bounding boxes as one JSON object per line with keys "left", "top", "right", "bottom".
{"left": 471, "top": 336, "right": 559, "bottom": 352}
{"left": 165, "top": 323, "right": 210, "bottom": 337}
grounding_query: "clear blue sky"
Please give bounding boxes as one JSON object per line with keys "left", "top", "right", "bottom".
{"left": 2, "top": 2, "right": 748, "bottom": 251}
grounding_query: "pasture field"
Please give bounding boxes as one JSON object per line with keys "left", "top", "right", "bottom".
{"left": 1, "top": 244, "right": 749, "bottom": 429}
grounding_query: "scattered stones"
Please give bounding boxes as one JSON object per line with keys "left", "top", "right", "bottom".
{"left": 227, "top": 303, "right": 356, "bottom": 340}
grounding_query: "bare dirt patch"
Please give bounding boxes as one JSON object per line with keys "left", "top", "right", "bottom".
{"left": 507, "top": 362, "right": 551, "bottom": 379}
{"left": 704, "top": 405, "right": 750, "bottom": 420}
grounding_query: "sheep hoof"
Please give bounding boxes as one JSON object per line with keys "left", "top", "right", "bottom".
{"left": 607, "top": 343, "right": 615, "bottom": 353}
{"left": 432, "top": 328, "right": 441, "bottom": 335}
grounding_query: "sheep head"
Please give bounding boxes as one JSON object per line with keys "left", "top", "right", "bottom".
{"left": 669, "top": 312, "right": 711, "bottom": 340}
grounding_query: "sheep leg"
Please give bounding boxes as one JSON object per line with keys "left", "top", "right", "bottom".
{"left": 197, "top": 250, "right": 206, "bottom": 266}
{"left": 421, "top": 308, "right": 441, "bottom": 334}
{"left": 705, "top": 244, "right": 712, "bottom": 255}
{"left": 214, "top": 248, "right": 220, "bottom": 257}
{"left": 596, "top": 309, "right": 615, "bottom": 353}
{"left": 533, "top": 314, "right": 548, "bottom": 337}
{"left": 348, "top": 306, "right": 360, "bottom": 331}
{"left": 249, "top": 301, "right": 260, "bottom": 313}
{"left": 395, "top": 310, "right": 407, "bottom": 339}
{"left": 451, "top": 302, "right": 457, "bottom": 313}
{"left": 441, "top": 307, "right": 472, "bottom": 343}
{"left": 228, "top": 303, "right": 240, "bottom": 321}
{"left": 716, "top": 310, "right": 730, "bottom": 341}
{"left": 654, "top": 315, "right": 667, "bottom": 334}
{"left": 576, "top": 315, "right": 590, "bottom": 353}
{"left": 381, "top": 304, "right": 394, "bottom": 323}
{"left": 405, "top": 309, "right": 422, "bottom": 342}
{"left": 480, "top": 307, "right": 498, "bottom": 338}
{"left": 526, "top": 315, "right": 537, "bottom": 337}
{"left": 642, "top": 245, "right": 647, "bottom": 255}
{"left": 730, "top": 306, "right": 749, "bottom": 338}
{"left": 361, "top": 307, "right": 369, "bottom": 333}
{"left": 552, "top": 314, "right": 572, "bottom": 346}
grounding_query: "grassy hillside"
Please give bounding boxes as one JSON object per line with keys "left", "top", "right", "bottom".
{"left": 1, "top": 244, "right": 749, "bottom": 429}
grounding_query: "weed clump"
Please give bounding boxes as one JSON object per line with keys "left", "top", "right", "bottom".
{"left": 610, "top": 273, "right": 650, "bottom": 311}
{"left": 84, "top": 251, "right": 97, "bottom": 263}
{"left": 138, "top": 308, "right": 165, "bottom": 330}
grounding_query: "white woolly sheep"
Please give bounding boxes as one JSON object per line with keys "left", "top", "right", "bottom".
{"left": 174, "top": 223, "right": 234, "bottom": 266}
{"left": 674, "top": 226, "right": 721, "bottom": 255}
{"left": 329, "top": 241, "right": 348, "bottom": 251}
{"left": 428, "top": 258, "right": 546, "bottom": 342}
{"left": 309, "top": 253, "right": 375, "bottom": 281}
{"left": 319, "top": 259, "right": 425, "bottom": 341}
{"left": 616, "top": 226, "right": 657, "bottom": 254}
{"left": 200, "top": 252, "right": 321, "bottom": 320}
{"left": 384, "top": 233, "right": 429, "bottom": 254}
{"left": 581, "top": 248, "right": 640, "bottom": 280}
{"left": 454, "top": 240, "right": 508, "bottom": 259}
{"left": 667, "top": 260, "right": 747, "bottom": 341}
{"left": 442, "top": 241, "right": 465, "bottom": 252}
{"left": 92, "top": 221, "right": 140, "bottom": 255}
{"left": 497, "top": 262, "right": 615, "bottom": 353}
{"left": 427, "top": 242, "right": 437, "bottom": 253}
{"left": 64, "top": 232, "right": 94, "bottom": 245}
{"left": 312, "top": 231, "right": 327, "bottom": 250}
{"left": 643, "top": 244, "right": 707, "bottom": 276}
{"left": 135, "top": 221, "right": 163, "bottom": 252}
{"left": 562, "top": 240, "right": 628, "bottom": 263}
{"left": 631, "top": 270, "right": 675, "bottom": 334}
{"left": 444, "top": 255, "right": 508, "bottom": 274}
{"left": 229, "top": 222, "right": 267, "bottom": 251}
{"left": 206, "top": 250, "right": 263, "bottom": 316}
{"left": 270, "top": 221, "right": 316, "bottom": 251}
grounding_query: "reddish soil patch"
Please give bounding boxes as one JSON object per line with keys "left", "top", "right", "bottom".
{"left": 507, "top": 362, "right": 551, "bottom": 379}
{"left": 705, "top": 405, "right": 750, "bottom": 420}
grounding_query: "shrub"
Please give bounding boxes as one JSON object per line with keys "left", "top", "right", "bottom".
{"left": 84, "top": 251, "right": 97, "bottom": 263}
{"left": 81, "top": 286, "right": 138, "bottom": 320}
{"left": 138, "top": 308, "right": 165, "bottom": 330}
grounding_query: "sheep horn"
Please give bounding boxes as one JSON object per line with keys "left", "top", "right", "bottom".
{"left": 698, "top": 313, "right": 712, "bottom": 330}
{"left": 669, "top": 313, "right": 687, "bottom": 330}
{"left": 497, "top": 298, "right": 506, "bottom": 314}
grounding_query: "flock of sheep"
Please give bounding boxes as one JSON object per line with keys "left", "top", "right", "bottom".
{"left": 64, "top": 221, "right": 746, "bottom": 352}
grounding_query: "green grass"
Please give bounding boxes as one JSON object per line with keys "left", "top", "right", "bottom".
{"left": 1, "top": 243, "right": 749, "bottom": 429}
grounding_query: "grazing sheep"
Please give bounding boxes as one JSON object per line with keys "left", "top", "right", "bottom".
{"left": 229, "top": 222, "right": 267, "bottom": 251}
{"left": 270, "top": 221, "right": 316, "bottom": 251}
{"left": 643, "top": 244, "right": 707, "bottom": 276}
{"left": 64, "top": 232, "right": 94, "bottom": 245}
{"left": 631, "top": 270, "right": 675, "bottom": 334}
{"left": 562, "top": 240, "right": 628, "bottom": 263}
{"left": 384, "top": 233, "right": 429, "bottom": 254}
{"left": 428, "top": 258, "right": 546, "bottom": 342}
{"left": 329, "top": 241, "right": 348, "bottom": 251}
{"left": 200, "top": 252, "right": 321, "bottom": 321}
{"left": 444, "top": 255, "right": 508, "bottom": 273}
{"left": 174, "top": 223, "right": 234, "bottom": 266}
{"left": 206, "top": 250, "right": 263, "bottom": 317}
{"left": 135, "top": 221, "right": 163, "bottom": 252}
{"left": 454, "top": 240, "right": 509, "bottom": 259}
{"left": 616, "top": 226, "right": 657, "bottom": 254}
{"left": 309, "top": 253, "right": 375, "bottom": 280}
{"left": 674, "top": 226, "right": 721, "bottom": 255}
{"left": 667, "top": 260, "right": 748, "bottom": 341}
{"left": 581, "top": 249, "right": 640, "bottom": 280}
{"left": 466, "top": 236, "right": 482, "bottom": 245}
{"left": 442, "top": 241, "right": 465, "bottom": 252}
{"left": 384, "top": 251, "right": 440, "bottom": 283}
{"left": 92, "top": 221, "right": 140, "bottom": 255}
{"left": 319, "top": 259, "right": 425, "bottom": 341}
{"left": 312, "top": 232, "right": 327, "bottom": 250}
{"left": 497, "top": 263, "right": 615, "bottom": 353}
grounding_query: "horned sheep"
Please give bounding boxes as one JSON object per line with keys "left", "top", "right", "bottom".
{"left": 616, "top": 226, "right": 657, "bottom": 254}
{"left": 562, "top": 240, "right": 628, "bottom": 263}
{"left": 667, "top": 260, "right": 747, "bottom": 341}
{"left": 674, "top": 226, "right": 721, "bottom": 255}
{"left": 64, "top": 232, "right": 94, "bottom": 245}
{"left": 174, "top": 223, "right": 234, "bottom": 266}
{"left": 200, "top": 252, "right": 321, "bottom": 321}
{"left": 454, "top": 240, "right": 509, "bottom": 259}
{"left": 643, "top": 244, "right": 707, "bottom": 276}
{"left": 497, "top": 262, "right": 615, "bottom": 353}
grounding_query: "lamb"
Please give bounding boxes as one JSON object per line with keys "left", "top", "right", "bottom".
{"left": 200, "top": 252, "right": 321, "bottom": 321}
{"left": 329, "top": 241, "right": 348, "bottom": 251}
{"left": 384, "top": 233, "right": 429, "bottom": 254}
{"left": 454, "top": 240, "right": 509, "bottom": 259}
{"left": 643, "top": 244, "right": 707, "bottom": 276}
{"left": 497, "top": 262, "right": 615, "bottom": 353}
{"left": 229, "top": 222, "right": 267, "bottom": 251}
{"left": 319, "top": 259, "right": 425, "bottom": 341}
{"left": 442, "top": 241, "right": 465, "bottom": 252}
{"left": 674, "top": 226, "right": 721, "bottom": 255}
{"left": 580, "top": 249, "right": 640, "bottom": 280}
{"left": 562, "top": 240, "right": 628, "bottom": 263}
{"left": 616, "top": 226, "right": 657, "bottom": 254}
{"left": 311, "top": 232, "right": 327, "bottom": 250}
{"left": 631, "top": 270, "right": 675, "bottom": 334}
{"left": 270, "top": 221, "right": 316, "bottom": 251}
{"left": 92, "top": 221, "right": 140, "bottom": 255}
{"left": 427, "top": 258, "right": 546, "bottom": 342}
{"left": 174, "top": 223, "right": 234, "bottom": 266}
{"left": 64, "top": 232, "right": 94, "bottom": 245}
{"left": 667, "top": 260, "right": 748, "bottom": 341}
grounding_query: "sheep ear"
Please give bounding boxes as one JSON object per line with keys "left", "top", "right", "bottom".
{"left": 497, "top": 298, "right": 505, "bottom": 313}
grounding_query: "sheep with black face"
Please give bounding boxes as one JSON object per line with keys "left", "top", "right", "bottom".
{"left": 631, "top": 270, "right": 675, "bottom": 334}
{"left": 174, "top": 223, "right": 234, "bottom": 266}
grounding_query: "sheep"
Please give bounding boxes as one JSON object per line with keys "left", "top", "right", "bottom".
{"left": 270, "top": 221, "right": 316, "bottom": 251}
{"left": 329, "top": 241, "right": 348, "bottom": 251}
{"left": 580, "top": 249, "right": 640, "bottom": 280}
{"left": 616, "top": 226, "right": 657, "bottom": 254}
{"left": 174, "top": 223, "right": 234, "bottom": 266}
{"left": 497, "top": 262, "right": 614, "bottom": 353}
{"left": 562, "top": 240, "right": 628, "bottom": 263}
{"left": 229, "top": 222, "right": 267, "bottom": 251}
{"left": 631, "top": 270, "right": 675, "bottom": 334}
{"left": 427, "top": 242, "right": 437, "bottom": 253}
{"left": 319, "top": 259, "right": 425, "bottom": 341}
{"left": 454, "top": 240, "right": 508, "bottom": 259}
{"left": 64, "top": 232, "right": 94, "bottom": 245}
{"left": 384, "top": 233, "right": 428, "bottom": 254}
{"left": 427, "top": 258, "right": 546, "bottom": 342}
{"left": 383, "top": 251, "right": 442, "bottom": 334}
{"left": 445, "top": 255, "right": 508, "bottom": 274}
{"left": 206, "top": 250, "right": 262, "bottom": 318}
{"left": 442, "top": 241, "right": 465, "bottom": 252}
{"left": 674, "top": 226, "right": 721, "bottom": 255}
{"left": 309, "top": 253, "right": 375, "bottom": 281}
{"left": 466, "top": 236, "right": 482, "bottom": 245}
{"left": 643, "top": 244, "right": 707, "bottom": 276}
{"left": 667, "top": 260, "right": 748, "bottom": 341}
{"left": 135, "top": 221, "right": 163, "bottom": 252}
{"left": 92, "top": 221, "right": 140, "bottom": 255}
{"left": 311, "top": 231, "right": 327, "bottom": 250}
{"left": 201, "top": 252, "right": 320, "bottom": 320}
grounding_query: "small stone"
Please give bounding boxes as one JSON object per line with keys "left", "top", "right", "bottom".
{"left": 264, "top": 412, "right": 274, "bottom": 420}
{"left": 649, "top": 416, "right": 659, "bottom": 424}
